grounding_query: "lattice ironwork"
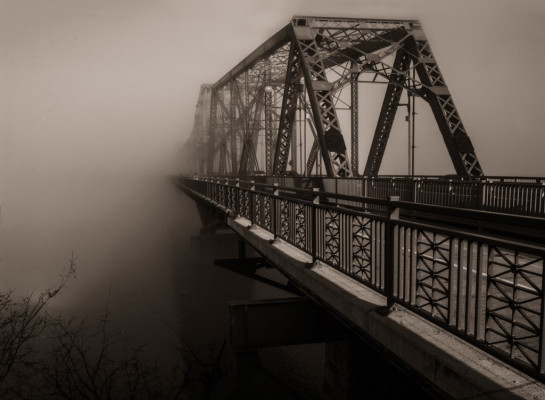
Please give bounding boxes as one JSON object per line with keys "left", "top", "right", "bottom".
{"left": 185, "top": 16, "right": 485, "bottom": 180}
{"left": 280, "top": 200, "right": 290, "bottom": 240}
{"left": 255, "top": 193, "right": 262, "bottom": 226}
{"left": 207, "top": 90, "right": 219, "bottom": 175}
{"left": 264, "top": 77, "right": 274, "bottom": 175}
{"left": 229, "top": 81, "right": 238, "bottom": 176}
{"left": 350, "top": 67, "right": 359, "bottom": 175}
{"left": 219, "top": 185, "right": 225, "bottom": 207}
{"left": 264, "top": 197, "right": 272, "bottom": 231}
{"left": 352, "top": 215, "right": 372, "bottom": 282}
{"left": 415, "top": 231, "right": 451, "bottom": 322}
{"left": 242, "top": 190, "right": 250, "bottom": 219}
{"left": 325, "top": 210, "right": 340, "bottom": 267}
{"left": 237, "top": 69, "right": 267, "bottom": 175}
{"left": 295, "top": 203, "right": 306, "bottom": 249}
{"left": 364, "top": 50, "right": 412, "bottom": 176}
{"left": 294, "top": 30, "right": 352, "bottom": 177}
{"left": 486, "top": 247, "right": 544, "bottom": 369}
{"left": 225, "top": 186, "right": 231, "bottom": 211}
{"left": 228, "top": 187, "right": 236, "bottom": 213}
{"left": 273, "top": 44, "right": 301, "bottom": 175}
{"left": 409, "top": 29, "right": 483, "bottom": 179}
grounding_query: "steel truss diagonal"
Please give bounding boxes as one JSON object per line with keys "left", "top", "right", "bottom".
{"left": 407, "top": 24, "right": 483, "bottom": 178}
{"left": 364, "top": 49, "right": 412, "bottom": 176}
{"left": 184, "top": 16, "right": 484, "bottom": 179}
{"left": 273, "top": 43, "right": 301, "bottom": 175}
{"left": 292, "top": 21, "right": 352, "bottom": 177}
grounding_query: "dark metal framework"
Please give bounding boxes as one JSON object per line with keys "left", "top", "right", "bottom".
{"left": 177, "top": 176, "right": 545, "bottom": 382}
{"left": 186, "top": 16, "right": 484, "bottom": 178}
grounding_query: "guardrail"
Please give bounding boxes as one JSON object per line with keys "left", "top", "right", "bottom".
{"left": 328, "top": 177, "right": 545, "bottom": 217}
{"left": 207, "top": 176, "right": 545, "bottom": 217}
{"left": 177, "top": 176, "right": 545, "bottom": 382}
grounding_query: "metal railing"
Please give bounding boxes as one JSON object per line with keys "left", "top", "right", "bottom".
{"left": 221, "top": 175, "right": 545, "bottom": 217}
{"left": 177, "top": 176, "right": 545, "bottom": 382}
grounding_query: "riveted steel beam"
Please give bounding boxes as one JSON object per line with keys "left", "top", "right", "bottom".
{"left": 406, "top": 25, "right": 483, "bottom": 178}
{"left": 273, "top": 43, "right": 301, "bottom": 175}
{"left": 364, "top": 48, "right": 412, "bottom": 177}
{"left": 292, "top": 19, "right": 352, "bottom": 177}
{"left": 188, "top": 16, "right": 484, "bottom": 179}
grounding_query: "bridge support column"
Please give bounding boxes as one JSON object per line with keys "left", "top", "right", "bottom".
{"left": 196, "top": 201, "right": 227, "bottom": 235}
{"left": 324, "top": 339, "right": 370, "bottom": 400}
{"left": 228, "top": 297, "right": 433, "bottom": 399}
{"left": 229, "top": 297, "right": 348, "bottom": 399}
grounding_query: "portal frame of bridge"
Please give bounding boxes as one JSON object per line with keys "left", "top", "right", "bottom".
{"left": 188, "top": 16, "right": 485, "bottom": 179}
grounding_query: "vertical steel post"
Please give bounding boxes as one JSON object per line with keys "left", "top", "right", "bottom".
{"left": 312, "top": 187, "right": 319, "bottom": 262}
{"left": 208, "top": 90, "right": 219, "bottom": 175}
{"left": 273, "top": 183, "right": 279, "bottom": 239}
{"left": 385, "top": 196, "right": 400, "bottom": 308}
{"left": 250, "top": 180, "right": 256, "bottom": 224}
{"left": 235, "top": 178, "right": 240, "bottom": 217}
{"left": 230, "top": 81, "right": 238, "bottom": 176}
{"left": 539, "top": 251, "right": 545, "bottom": 374}
{"left": 264, "top": 67, "right": 273, "bottom": 175}
{"left": 479, "top": 179, "right": 487, "bottom": 211}
{"left": 351, "top": 68, "right": 359, "bottom": 176}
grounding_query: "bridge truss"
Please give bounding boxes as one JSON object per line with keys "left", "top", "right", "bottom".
{"left": 185, "top": 16, "right": 484, "bottom": 179}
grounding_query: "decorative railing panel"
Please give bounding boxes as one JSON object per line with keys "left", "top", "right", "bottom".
{"left": 177, "top": 176, "right": 545, "bottom": 381}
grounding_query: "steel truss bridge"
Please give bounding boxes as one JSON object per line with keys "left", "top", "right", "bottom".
{"left": 177, "top": 16, "right": 545, "bottom": 398}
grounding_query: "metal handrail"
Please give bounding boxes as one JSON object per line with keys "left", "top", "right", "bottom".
{"left": 177, "top": 175, "right": 545, "bottom": 382}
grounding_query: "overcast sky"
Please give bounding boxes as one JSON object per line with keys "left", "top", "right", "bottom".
{"left": 1, "top": 0, "right": 545, "bottom": 184}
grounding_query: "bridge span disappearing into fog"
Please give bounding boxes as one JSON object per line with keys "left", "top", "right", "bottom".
{"left": 176, "top": 16, "right": 545, "bottom": 399}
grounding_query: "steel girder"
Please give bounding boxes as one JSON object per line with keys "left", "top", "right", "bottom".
{"left": 264, "top": 65, "right": 274, "bottom": 175}
{"left": 229, "top": 81, "right": 237, "bottom": 175}
{"left": 408, "top": 25, "right": 483, "bottom": 177}
{"left": 207, "top": 88, "right": 219, "bottom": 175}
{"left": 272, "top": 43, "right": 301, "bottom": 175}
{"left": 183, "top": 84, "right": 211, "bottom": 175}
{"left": 187, "top": 16, "right": 483, "bottom": 179}
{"left": 363, "top": 49, "right": 412, "bottom": 176}
{"left": 351, "top": 65, "right": 360, "bottom": 175}
{"left": 292, "top": 21, "right": 352, "bottom": 177}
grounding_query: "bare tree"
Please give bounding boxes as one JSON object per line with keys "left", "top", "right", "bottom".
{"left": 36, "top": 307, "right": 186, "bottom": 399}
{"left": 177, "top": 337, "right": 234, "bottom": 400}
{"left": 0, "top": 254, "right": 230, "bottom": 399}
{"left": 0, "top": 254, "right": 76, "bottom": 398}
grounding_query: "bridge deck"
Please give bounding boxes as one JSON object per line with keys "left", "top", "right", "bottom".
{"left": 229, "top": 213, "right": 545, "bottom": 399}
{"left": 176, "top": 175, "right": 545, "bottom": 398}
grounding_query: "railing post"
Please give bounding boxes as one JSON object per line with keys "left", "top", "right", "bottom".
{"left": 224, "top": 177, "right": 229, "bottom": 211}
{"left": 273, "top": 183, "right": 279, "bottom": 239}
{"left": 312, "top": 188, "right": 319, "bottom": 262}
{"left": 235, "top": 178, "right": 240, "bottom": 217}
{"left": 217, "top": 178, "right": 222, "bottom": 207}
{"left": 478, "top": 179, "right": 486, "bottom": 211}
{"left": 250, "top": 180, "right": 256, "bottom": 224}
{"left": 362, "top": 176, "right": 368, "bottom": 212}
{"left": 541, "top": 183, "right": 545, "bottom": 217}
{"left": 448, "top": 179, "right": 453, "bottom": 207}
{"left": 335, "top": 178, "right": 338, "bottom": 205}
{"left": 539, "top": 260, "right": 545, "bottom": 375}
{"left": 385, "top": 196, "right": 400, "bottom": 309}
